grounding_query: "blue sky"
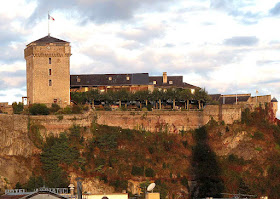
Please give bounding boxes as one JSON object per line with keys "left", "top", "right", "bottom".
{"left": 0, "top": 0, "right": 280, "bottom": 116}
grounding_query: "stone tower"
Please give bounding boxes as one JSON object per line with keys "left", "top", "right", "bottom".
{"left": 24, "top": 35, "right": 71, "bottom": 107}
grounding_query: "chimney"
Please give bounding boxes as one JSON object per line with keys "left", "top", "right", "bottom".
{"left": 163, "top": 72, "right": 167, "bottom": 84}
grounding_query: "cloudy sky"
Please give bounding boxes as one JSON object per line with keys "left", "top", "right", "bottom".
{"left": 0, "top": 0, "right": 280, "bottom": 116}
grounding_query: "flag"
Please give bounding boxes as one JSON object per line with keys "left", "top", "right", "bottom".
{"left": 48, "top": 14, "right": 55, "bottom": 21}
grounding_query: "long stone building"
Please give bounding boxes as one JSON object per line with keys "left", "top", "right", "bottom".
{"left": 70, "top": 72, "right": 199, "bottom": 93}
{"left": 24, "top": 35, "right": 199, "bottom": 107}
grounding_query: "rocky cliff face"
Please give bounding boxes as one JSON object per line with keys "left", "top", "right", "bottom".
{"left": 0, "top": 108, "right": 278, "bottom": 197}
{"left": 0, "top": 115, "right": 39, "bottom": 192}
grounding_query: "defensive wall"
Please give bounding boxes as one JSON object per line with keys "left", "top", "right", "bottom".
{"left": 0, "top": 105, "right": 241, "bottom": 141}
{"left": 95, "top": 105, "right": 241, "bottom": 132}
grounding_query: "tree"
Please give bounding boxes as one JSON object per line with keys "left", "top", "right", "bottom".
{"left": 70, "top": 92, "right": 87, "bottom": 104}
{"left": 115, "top": 89, "right": 130, "bottom": 108}
{"left": 194, "top": 88, "right": 211, "bottom": 109}
{"left": 166, "top": 88, "right": 180, "bottom": 109}
{"left": 134, "top": 90, "right": 150, "bottom": 108}
{"left": 179, "top": 89, "right": 193, "bottom": 109}
{"left": 152, "top": 89, "right": 164, "bottom": 109}
{"left": 26, "top": 175, "right": 44, "bottom": 191}
{"left": 86, "top": 89, "right": 100, "bottom": 107}
{"left": 12, "top": 102, "right": 24, "bottom": 114}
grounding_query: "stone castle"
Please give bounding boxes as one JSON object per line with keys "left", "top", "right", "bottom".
{"left": 24, "top": 35, "right": 71, "bottom": 107}
{"left": 0, "top": 35, "right": 277, "bottom": 118}
{"left": 23, "top": 35, "right": 200, "bottom": 107}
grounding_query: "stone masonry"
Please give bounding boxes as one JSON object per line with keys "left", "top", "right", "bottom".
{"left": 24, "top": 35, "right": 71, "bottom": 107}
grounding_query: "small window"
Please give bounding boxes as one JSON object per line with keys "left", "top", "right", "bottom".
{"left": 49, "top": 80, "right": 52, "bottom": 86}
{"left": 169, "top": 81, "right": 173, "bottom": 84}
{"left": 49, "top": 69, "right": 51, "bottom": 76}
{"left": 53, "top": 99, "right": 57, "bottom": 103}
{"left": 191, "top": 89, "right": 195, "bottom": 94}
{"left": 126, "top": 76, "right": 130, "bottom": 80}
{"left": 109, "top": 77, "right": 112, "bottom": 81}
{"left": 153, "top": 81, "right": 157, "bottom": 85}
{"left": 49, "top": 58, "right": 51, "bottom": 64}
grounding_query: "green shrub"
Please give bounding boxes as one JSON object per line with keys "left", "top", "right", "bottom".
{"left": 145, "top": 168, "right": 155, "bottom": 177}
{"left": 228, "top": 154, "right": 246, "bottom": 165}
{"left": 241, "top": 108, "right": 253, "bottom": 125}
{"left": 50, "top": 103, "right": 61, "bottom": 113}
{"left": 141, "top": 107, "right": 148, "bottom": 111}
{"left": 148, "top": 146, "right": 154, "bottom": 154}
{"left": 253, "top": 131, "right": 264, "bottom": 140}
{"left": 228, "top": 154, "right": 238, "bottom": 162}
{"left": 72, "top": 105, "right": 82, "bottom": 114}
{"left": 57, "top": 115, "right": 63, "bottom": 121}
{"left": 29, "top": 124, "right": 44, "bottom": 148}
{"left": 180, "top": 176, "right": 189, "bottom": 189}
{"left": 63, "top": 106, "right": 72, "bottom": 114}
{"left": 182, "top": 140, "right": 188, "bottom": 148}
{"left": 14, "top": 182, "right": 23, "bottom": 189}
{"left": 255, "top": 147, "right": 262, "bottom": 151}
{"left": 29, "top": 103, "right": 49, "bottom": 115}
{"left": 110, "top": 179, "right": 128, "bottom": 191}
{"left": 147, "top": 104, "right": 152, "bottom": 111}
{"left": 131, "top": 166, "right": 144, "bottom": 176}
{"left": 12, "top": 102, "right": 23, "bottom": 114}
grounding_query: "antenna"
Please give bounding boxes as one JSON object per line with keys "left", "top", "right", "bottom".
{"left": 147, "top": 183, "right": 156, "bottom": 192}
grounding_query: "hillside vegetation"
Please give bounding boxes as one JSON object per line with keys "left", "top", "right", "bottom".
{"left": 11, "top": 106, "right": 280, "bottom": 198}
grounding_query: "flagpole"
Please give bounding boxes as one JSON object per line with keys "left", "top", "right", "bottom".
{"left": 48, "top": 11, "right": 50, "bottom": 36}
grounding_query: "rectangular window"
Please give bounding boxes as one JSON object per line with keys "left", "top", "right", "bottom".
{"left": 49, "top": 69, "right": 51, "bottom": 75}
{"left": 53, "top": 99, "right": 57, "bottom": 103}
{"left": 153, "top": 81, "right": 157, "bottom": 85}
{"left": 77, "top": 76, "right": 81, "bottom": 82}
{"left": 126, "top": 76, "right": 130, "bottom": 80}
{"left": 169, "top": 80, "right": 173, "bottom": 84}
{"left": 109, "top": 77, "right": 112, "bottom": 80}
{"left": 49, "top": 80, "right": 52, "bottom": 86}
{"left": 49, "top": 58, "right": 51, "bottom": 64}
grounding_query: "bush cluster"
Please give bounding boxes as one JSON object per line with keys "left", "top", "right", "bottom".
{"left": 29, "top": 104, "right": 49, "bottom": 115}
{"left": 12, "top": 102, "right": 24, "bottom": 114}
{"left": 27, "top": 103, "right": 86, "bottom": 115}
